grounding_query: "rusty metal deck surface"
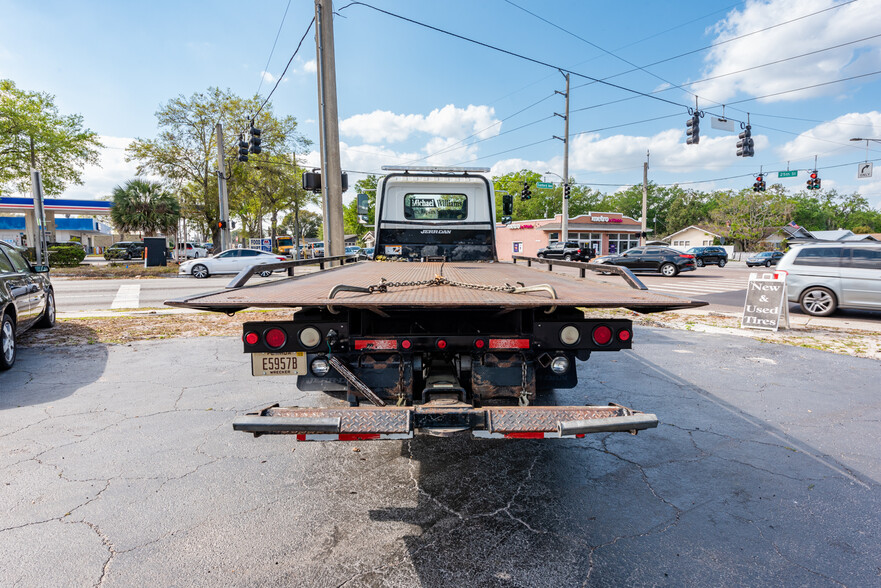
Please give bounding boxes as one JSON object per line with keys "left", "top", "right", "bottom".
{"left": 166, "top": 261, "right": 706, "bottom": 311}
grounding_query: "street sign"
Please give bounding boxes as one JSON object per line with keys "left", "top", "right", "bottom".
{"left": 777, "top": 170, "right": 798, "bottom": 178}
{"left": 858, "top": 162, "right": 873, "bottom": 178}
{"left": 536, "top": 182, "right": 554, "bottom": 189}
{"left": 710, "top": 117, "right": 736, "bottom": 132}
{"left": 741, "top": 273, "right": 789, "bottom": 332}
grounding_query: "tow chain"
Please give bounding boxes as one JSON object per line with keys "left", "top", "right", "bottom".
{"left": 397, "top": 354, "right": 406, "bottom": 406}
{"left": 518, "top": 353, "right": 530, "bottom": 407}
{"left": 365, "top": 275, "right": 522, "bottom": 294}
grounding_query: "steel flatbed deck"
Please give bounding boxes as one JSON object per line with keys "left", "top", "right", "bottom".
{"left": 166, "top": 260, "right": 707, "bottom": 313}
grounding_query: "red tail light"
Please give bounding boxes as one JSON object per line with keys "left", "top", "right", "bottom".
{"left": 617, "top": 329, "right": 631, "bottom": 342}
{"left": 264, "top": 328, "right": 286, "bottom": 349}
{"left": 474, "top": 339, "right": 486, "bottom": 349}
{"left": 401, "top": 339, "right": 412, "bottom": 350}
{"left": 244, "top": 332, "right": 259, "bottom": 345}
{"left": 680, "top": 254, "right": 694, "bottom": 258}
{"left": 592, "top": 325, "right": 613, "bottom": 345}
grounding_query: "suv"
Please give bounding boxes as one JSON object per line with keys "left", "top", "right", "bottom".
{"left": 776, "top": 242, "right": 881, "bottom": 316}
{"left": 536, "top": 241, "right": 591, "bottom": 261}
{"left": 176, "top": 242, "right": 208, "bottom": 259}
{"left": 103, "top": 241, "right": 145, "bottom": 260}
{"left": 686, "top": 246, "right": 728, "bottom": 267}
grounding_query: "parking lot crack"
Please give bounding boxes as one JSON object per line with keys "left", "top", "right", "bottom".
{"left": 406, "top": 439, "right": 464, "bottom": 521}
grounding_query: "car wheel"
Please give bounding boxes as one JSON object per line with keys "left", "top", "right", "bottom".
{"left": 660, "top": 263, "right": 679, "bottom": 277}
{"left": 695, "top": 258, "right": 704, "bottom": 267}
{"left": 37, "top": 290, "right": 56, "bottom": 329}
{"left": 258, "top": 269, "right": 273, "bottom": 277}
{"left": 124, "top": 252, "right": 131, "bottom": 260}
{"left": 194, "top": 252, "right": 200, "bottom": 259}
{"left": 192, "top": 264, "right": 210, "bottom": 279}
{"left": 1, "top": 313, "right": 15, "bottom": 370}
{"left": 564, "top": 254, "right": 573, "bottom": 261}
{"left": 800, "top": 287, "right": 836, "bottom": 317}
{"left": 764, "top": 260, "right": 771, "bottom": 267}
{"left": 718, "top": 259, "right": 726, "bottom": 267}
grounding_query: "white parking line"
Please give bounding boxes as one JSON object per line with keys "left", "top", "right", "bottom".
{"left": 111, "top": 285, "right": 141, "bottom": 309}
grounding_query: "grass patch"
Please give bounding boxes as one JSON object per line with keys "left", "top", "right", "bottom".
{"left": 50, "top": 263, "right": 180, "bottom": 279}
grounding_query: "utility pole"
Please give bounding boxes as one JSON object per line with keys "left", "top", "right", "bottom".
{"left": 314, "top": 0, "right": 345, "bottom": 262}
{"left": 30, "top": 168, "right": 48, "bottom": 265}
{"left": 641, "top": 150, "right": 649, "bottom": 246}
{"left": 554, "top": 72, "right": 570, "bottom": 243}
{"left": 215, "top": 123, "right": 231, "bottom": 251}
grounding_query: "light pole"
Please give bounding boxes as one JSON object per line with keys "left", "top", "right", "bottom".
{"left": 544, "top": 171, "right": 566, "bottom": 242}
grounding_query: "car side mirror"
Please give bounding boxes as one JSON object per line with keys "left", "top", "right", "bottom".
{"left": 33, "top": 265, "right": 50, "bottom": 273}
{"left": 357, "top": 193, "right": 369, "bottom": 216}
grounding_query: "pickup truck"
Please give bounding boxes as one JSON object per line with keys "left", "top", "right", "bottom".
{"left": 168, "top": 166, "right": 704, "bottom": 441}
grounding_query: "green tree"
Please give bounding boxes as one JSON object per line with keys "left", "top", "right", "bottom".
{"left": 343, "top": 175, "right": 378, "bottom": 240}
{"left": 126, "top": 87, "right": 310, "bottom": 244}
{"left": 0, "top": 79, "right": 102, "bottom": 195}
{"left": 110, "top": 179, "right": 181, "bottom": 237}
{"left": 711, "top": 186, "right": 793, "bottom": 250}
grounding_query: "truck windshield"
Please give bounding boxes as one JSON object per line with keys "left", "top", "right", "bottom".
{"left": 276, "top": 237, "right": 293, "bottom": 247}
{"left": 403, "top": 193, "right": 467, "bottom": 221}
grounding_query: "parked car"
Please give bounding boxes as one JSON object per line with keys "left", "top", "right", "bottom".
{"left": 176, "top": 242, "right": 208, "bottom": 259}
{"left": 103, "top": 241, "right": 145, "bottom": 260}
{"left": 0, "top": 241, "right": 55, "bottom": 370}
{"left": 685, "top": 246, "right": 728, "bottom": 267}
{"left": 345, "top": 245, "right": 362, "bottom": 257}
{"left": 776, "top": 242, "right": 881, "bottom": 316}
{"left": 593, "top": 246, "right": 696, "bottom": 277}
{"left": 536, "top": 241, "right": 592, "bottom": 261}
{"left": 360, "top": 247, "right": 375, "bottom": 260}
{"left": 746, "top": 251, "right": 785, "bottom": 267}
{"left": 179, "top": 248, "right": 287, "bottom": 279}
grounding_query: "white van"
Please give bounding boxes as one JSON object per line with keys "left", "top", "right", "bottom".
{"left": 776, "top": 242, "right": 881, "bottom": 316}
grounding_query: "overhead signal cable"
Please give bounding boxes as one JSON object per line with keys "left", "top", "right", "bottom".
{"left": 256, "top": 0, "right": 293, "bottom": 97}
{"left": 253, "top": 17, "right": 315, "bottom": 119}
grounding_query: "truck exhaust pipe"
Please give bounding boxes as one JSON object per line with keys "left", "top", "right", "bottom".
{"left": 557, "top": 413, "right": 658, "bottom": 436}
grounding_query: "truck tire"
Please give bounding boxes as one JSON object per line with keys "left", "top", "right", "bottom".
{"left": 800, "top": 287, "right": 836, "bottom": 316}
{"left": 192, "top": 264, "right": 210, "bottom": 279}
{"left": 660, "top": 263, "right": 678, "bottom": 277}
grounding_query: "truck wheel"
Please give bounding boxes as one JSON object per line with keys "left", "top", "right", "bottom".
{"left": 695, "top": 258, "right": 704, "bottom": 267}
{"left": 800, "top": 287, "right": 836, "bottom": 316}
{"left": 1, "top": 313, "right": 15, "bottom": 370}
{"left": 564, "top": 254, "right": 573, "bottom": 261}
{"left": 660, "top": 263, "right": 678, "bottom": 277}
{"left": 718, "top": 259, "right": 726, "bottom": 267}
{"left": 192, "top": 264, "right": 209, "bottom": 279}
{"left": 37, "top": 290, "right": 56, "bottom": 328}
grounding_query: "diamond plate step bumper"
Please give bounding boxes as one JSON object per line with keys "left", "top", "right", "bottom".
{"left": 232, "top": 404, "right": 658, "bottom": 440}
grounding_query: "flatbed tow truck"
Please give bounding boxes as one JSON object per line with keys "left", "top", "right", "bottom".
{"left": 167, "top": 167, "right": 705, "bottom": 441}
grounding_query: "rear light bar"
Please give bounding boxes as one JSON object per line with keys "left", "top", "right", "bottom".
{"left": 354, "top": 339, "right": 398, "bottom": 351}
{"left": 488, "top": 338, "right": 530, "bottom": 350}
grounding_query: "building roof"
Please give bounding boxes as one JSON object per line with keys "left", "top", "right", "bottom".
{"left": 664, "top": 225, "right": 725, "bottom": 240}
{"left": 811, "top": 229, "right": 855, "bottom": 241}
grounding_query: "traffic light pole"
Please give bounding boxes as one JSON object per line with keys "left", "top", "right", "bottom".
{"left": 215, "top": 123, "right": 231, "bottom": 251}
{"left": 555, "top": 72, "right": 571, "bottom": 244}
{"left": 314, "top": 0, "right": 345, "bottom": 263}
{"left": 641, "top": 152, "right": 649, "bottom": 246}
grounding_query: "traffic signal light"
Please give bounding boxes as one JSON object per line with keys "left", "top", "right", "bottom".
{"left": 521, "top": 181, "right": 531, "bottom": 201}
{"left": 807, "top": 170, "right": 820, "bottom": 190}
{"left": 564, "top": 183, "right": 570, "bottom": 199}
{"left": 686, "top": 113, "right": 700, "bottom": 145}
{"left": 237, "top": 135, "right": 249, "bottom": 162}
{"left": 217, "top": 220, "right": 228, "bottom": 230}
{"left": 249, "top": 125, "right": 262, "bottom": 155}
{"left": 753, "top": 175, "right": 766, "bottom": 192}
{"left": 736, "top": 125, "right": 754, "bottom": 157}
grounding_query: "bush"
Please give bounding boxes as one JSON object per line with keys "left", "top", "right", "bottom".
{"left": 48, "top": 245, "right": 87, "bottom": 267}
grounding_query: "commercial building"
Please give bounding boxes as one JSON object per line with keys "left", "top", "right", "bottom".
{"left": 0, "top": 216, "right": 111, "bottom": 252}
{"left": 495, "top": 212, "right": 644, "bottom": 261}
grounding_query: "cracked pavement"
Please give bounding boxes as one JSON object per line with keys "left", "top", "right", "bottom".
{"left": 1, "top": 328, "right": 879, "bottom": 587}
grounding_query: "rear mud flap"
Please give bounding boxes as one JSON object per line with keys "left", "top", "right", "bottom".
{"left": 233, "top": 403, "right": 658, "bottom": 441}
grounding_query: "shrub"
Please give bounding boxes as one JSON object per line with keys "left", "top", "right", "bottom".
{"left": 48, "top": 245, "right": 87, "bottom": 267}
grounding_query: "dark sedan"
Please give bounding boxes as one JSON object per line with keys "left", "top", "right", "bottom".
{"left": 1, "top": 242, "right": 56, "bottom": 370}
{"left": 746, "top": 251, "right": 785, "bottom": 267}
{"left": 593, "top": 246, "right": 696, "bottom": 277}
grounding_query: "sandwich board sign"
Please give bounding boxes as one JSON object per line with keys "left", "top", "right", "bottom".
{"left": 741, "top": 272, "right": 790, "bottom": 331}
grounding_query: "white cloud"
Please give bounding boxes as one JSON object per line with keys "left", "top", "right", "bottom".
{"left": 339, "top": 104, "right": 500, "bottom": 144}
{"left": 303, "top": 59, "right": 317, "bottom": 73}
{"left": 260, "top": 71, "right": 276, "bottom": 83}
{"left": 568, "top": 128, "right": 766, "bottom": 173}
{"left": 778, "top": 111, "right": 881, "bottom": 159}
{"left": 61, "top": 136, "right": 146, "bottom": 200}
{"left": 695, "top": 0, "right": 881, "bottom": 103}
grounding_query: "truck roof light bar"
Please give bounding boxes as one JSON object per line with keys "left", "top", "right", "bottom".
{"left": 381, "top": 165, "right": 491, "bottom": 173}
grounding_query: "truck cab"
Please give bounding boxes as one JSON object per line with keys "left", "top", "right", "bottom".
{"left": 373, "top": 166, "right": 497, "bottom": 262}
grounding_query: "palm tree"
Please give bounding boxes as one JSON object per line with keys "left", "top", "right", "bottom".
{"left": 110, "top": 179, "right": 181, "bottom": 238}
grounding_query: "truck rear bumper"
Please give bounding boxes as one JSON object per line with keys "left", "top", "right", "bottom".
{"left": 232, "top": 404, "right": 657, "bottom": 440}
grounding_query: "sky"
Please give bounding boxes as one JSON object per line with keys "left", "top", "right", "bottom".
{"left": 3, "top": 0, "right": 881, "bottom": 213}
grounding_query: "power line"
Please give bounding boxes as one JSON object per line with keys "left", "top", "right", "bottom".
{"left": 254, "top": 17, "right": 315, "bottom": 119}
{"left": 726, "top": 68, "right": 881, "bottom": 105}
{"left": 256, "top": 0, "right": 293, "bottom": 97}
{"left": 451, "top": 138, "right": 556, "bottom": 166}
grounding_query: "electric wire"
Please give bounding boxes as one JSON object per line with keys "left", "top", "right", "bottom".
{"left": 256, "top": 0, "right": 293, "bottom": 97}
{"left": 254, "top": 17, "right": 315, "bottom": 119}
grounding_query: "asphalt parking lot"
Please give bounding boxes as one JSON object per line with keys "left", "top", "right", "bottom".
{"left": 2, "top": 328, "right": 879, "bottom": 587}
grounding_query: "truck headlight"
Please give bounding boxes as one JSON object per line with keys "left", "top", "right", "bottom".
{"left": 311, "top": 357, "right": 330, "bottom": 376}
{"left": 550, "top": 356, "right": 569, "bottom": 374}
